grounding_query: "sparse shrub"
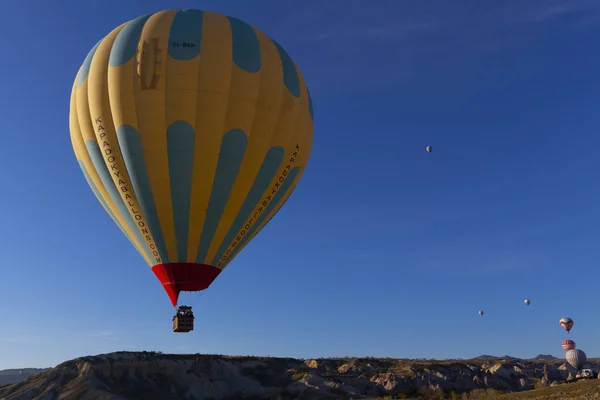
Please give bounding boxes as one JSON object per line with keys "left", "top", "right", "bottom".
{"left": 534, "top": 379, "right": 548, "bottom": 389}
{"left": 329, "top": 386, "right": 347, "bottom": 396}
{"left": 416, "top": 387, "right": 444, "bottom": 399}
{"left": 464, "top": 388, "right": 504, "bottom": 399}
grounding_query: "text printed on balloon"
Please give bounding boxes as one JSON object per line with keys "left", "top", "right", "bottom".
{"left": 217, "top": 143, "right": 302, "bottom": 267}
{"left": 170, "top": 42, "right": 197, "bottom": 48}
{"left": 94, "top": 116, "right": 162, "bottom": 264}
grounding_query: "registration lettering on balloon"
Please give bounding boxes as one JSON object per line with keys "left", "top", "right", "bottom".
{"left": 170, "top": 42, "right": 196, "bottom": 48}
{"left": 93, "top": 115, "right": 162, "bottom": 264}
{"left": 216, "top": 143, "right": 302, "bottom": 268}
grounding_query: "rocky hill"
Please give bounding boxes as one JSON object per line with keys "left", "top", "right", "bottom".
{"left": 0, "top": 352, "right": 598, "bottom": 399}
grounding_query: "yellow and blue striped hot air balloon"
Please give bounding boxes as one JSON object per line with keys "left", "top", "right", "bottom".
{"left": 69, "top": 9, "right": 314, "bottom": 307}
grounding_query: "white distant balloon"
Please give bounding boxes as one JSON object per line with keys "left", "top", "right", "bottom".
{"left": 426, "top": 146, "right": 432, "bottom": 153}
{"left": 566, "top": 349, "right": 586, "bottom": 370}
{"left": 560, "top": 317, "right": 574, "bottom": 333}
{"left": 524, "top": 299, "right": 530, "bottom": 305}
{"left": 478, "top": 310, "right": 484, "bottom": 316}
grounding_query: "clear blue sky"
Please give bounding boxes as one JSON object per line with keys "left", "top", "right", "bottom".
{"left": 1, "top": 0, "right": 600, "bottom": 369}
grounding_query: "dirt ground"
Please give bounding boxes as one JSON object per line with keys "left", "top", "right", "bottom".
{"left": 493, "top": 379, "right": 600, "bottom": 399}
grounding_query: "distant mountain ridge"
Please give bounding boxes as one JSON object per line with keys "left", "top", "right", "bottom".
{"left": 472, "top": 354, "right": 521, "bottom": 361}
{"left": 0, "top": 369, "right": 48, "bottom": 376}
{"left": 533, "top": 354, "right": 559, "bottom": 361}
{"left": 0, "top": 368, "right": 50, "bottom": 385}
{"left": 472, "top": 354, "right": 562, "bottom": 361}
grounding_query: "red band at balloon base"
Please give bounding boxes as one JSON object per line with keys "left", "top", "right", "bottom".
{"left": 152, "top": 263, "right": 222, "bottom": 306}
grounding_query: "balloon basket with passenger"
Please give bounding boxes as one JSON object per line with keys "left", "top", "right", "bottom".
{"left": 173, "top": 305, "right": 195, "bottom": 333}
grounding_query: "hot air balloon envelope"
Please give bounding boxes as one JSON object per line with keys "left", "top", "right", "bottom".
{"left": 478, "top": 310, "right": 484, "bottom": 316}
{"left": 426, "top": 146, "right": 432, "bottom": 152}
{"left": 69, "top": 9, "right": 314, "bottom": 307}
{"left": 524, "top": 299, "right": 530, "bottom": 305}
{"left": 562, "top": 340, "right": 576, "bottom": 351}
{"left": 560, "top": 317, "right": 574, "bottom": 333}
{"left": 566, "top": 349, "right": 586, "bottom": 370}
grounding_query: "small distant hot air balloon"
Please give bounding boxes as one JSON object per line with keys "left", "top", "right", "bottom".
{"left": 426, "top": 146, "right": 432, "bottom": 153}
{"left": 524, "top": 299, "right": 530, "bottom": 306}
{"left": 562, "top": 340, "right": 576, "bottom": 352}
{"left": 478, "top": 310, "right": 484, "bottom": 316}
{"left": 560, "top": 317, "right": 574, "bottom": 333}
{"left": 566, "top": 349, "right": 587, "bottom": 370}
